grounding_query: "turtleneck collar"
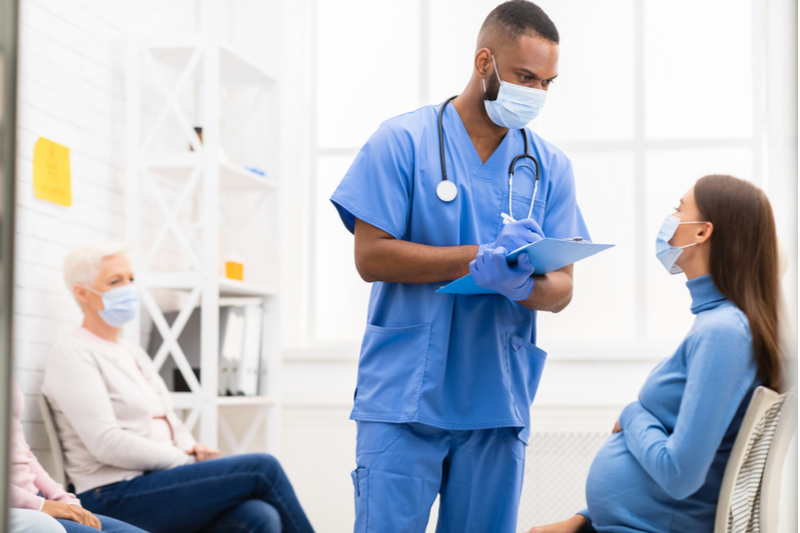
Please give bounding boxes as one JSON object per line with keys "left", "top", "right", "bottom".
{"left": 687, "top": 273, "right": 727, "bottom": 314}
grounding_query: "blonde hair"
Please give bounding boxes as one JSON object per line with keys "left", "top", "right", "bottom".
{"left": 63, "top": 240, "right": 131, "bottom": 293}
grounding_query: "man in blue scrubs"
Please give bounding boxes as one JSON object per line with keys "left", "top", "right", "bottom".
{"left": 331, "top": 2, "right": 589, "bottom": 531}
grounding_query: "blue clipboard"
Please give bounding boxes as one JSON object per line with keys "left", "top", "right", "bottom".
{"left": 436, "top": 238, "right": 615, "bottom": 295}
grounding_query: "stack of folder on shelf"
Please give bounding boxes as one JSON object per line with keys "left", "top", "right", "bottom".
{"left": 147, "top": 299, "right": 267, "bottom": 397}
{"left": 218, "top": 303, "right": 263, "bottom": 396}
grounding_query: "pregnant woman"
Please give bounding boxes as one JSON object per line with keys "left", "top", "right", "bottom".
{"left": 527, "top": 174, "right": 784, "bottom": 533}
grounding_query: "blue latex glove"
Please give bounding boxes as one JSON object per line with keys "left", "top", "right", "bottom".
{"left": 469, "top": 245, "right": 536, "bottom": 301}
{"left": 492, "top": 218, "right": 545, "bottom": 254}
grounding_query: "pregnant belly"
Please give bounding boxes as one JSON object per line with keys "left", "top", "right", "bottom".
{"left": 585, "top": 433, "right": 674, "bottom": 532}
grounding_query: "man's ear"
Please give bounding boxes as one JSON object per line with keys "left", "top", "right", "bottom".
{"left": 475, "top": 48, "right": 492, "bottom": 78}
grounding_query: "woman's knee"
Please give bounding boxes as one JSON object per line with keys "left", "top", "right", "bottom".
{"left": 238, "top": 453, "right": 282, "bottom": 479}
{"left": 219, "top": 499, "right": 282, "bottom": 533}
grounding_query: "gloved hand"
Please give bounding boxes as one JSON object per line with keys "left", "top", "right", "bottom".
{"left": 470, "top": 245, "right": 536, "bottom": 301}
{"left": 491, "top": 218, "right": 545, "bottom": 254}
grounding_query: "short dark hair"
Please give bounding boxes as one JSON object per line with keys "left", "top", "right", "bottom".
{"left": 479, "top": 1, "right": 559, "bottom": 47}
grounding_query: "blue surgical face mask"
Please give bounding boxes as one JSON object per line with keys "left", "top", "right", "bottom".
{"left": 85, "top": 284, "right": 139, "bottom": 327}
{"left": 483, "top": 53, "right": 548, "bottom": 129}
{"left": 655, "top": 214, "right": 707, "bottom": 275}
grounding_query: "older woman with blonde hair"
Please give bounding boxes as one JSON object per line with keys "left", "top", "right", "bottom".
{"left": 42, "top": 240, "right": 314, "bottom": 533}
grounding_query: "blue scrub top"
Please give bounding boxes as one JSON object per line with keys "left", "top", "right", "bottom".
{"left": 331, "top": 102, "right": 590, "bottom": 443}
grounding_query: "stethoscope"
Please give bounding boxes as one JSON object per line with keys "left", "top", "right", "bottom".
{"left": 437, "top": 95, "right": 541, "bottom": 223}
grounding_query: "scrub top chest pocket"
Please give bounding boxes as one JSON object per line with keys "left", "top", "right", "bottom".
{"left": 353, "top": 323, "right": 432, "bottom": 420}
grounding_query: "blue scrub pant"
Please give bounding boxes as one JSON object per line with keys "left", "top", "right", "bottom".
{"left": 352, "top": 421, "right": 526, "bottom": 533}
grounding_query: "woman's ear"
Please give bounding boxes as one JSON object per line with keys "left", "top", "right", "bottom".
{"left": 696, "top": 221, "right": 714, "bottom": 244}
{"left": 73, "top": 283, "right": 90, "bottom": 307}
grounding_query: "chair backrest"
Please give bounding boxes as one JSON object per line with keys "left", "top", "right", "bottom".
{"left": 760, "top": 389, "right": 797, "bottom": 533}
{"left": 714, "top": 386, "right": 779, "bottom": 533}
{"left": 37, "top": 394, "right": 68, "bottom": 488}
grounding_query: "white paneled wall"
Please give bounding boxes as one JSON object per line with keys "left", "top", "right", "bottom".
{"left": 13, "top": 0, "right": 197, "bottom": 472}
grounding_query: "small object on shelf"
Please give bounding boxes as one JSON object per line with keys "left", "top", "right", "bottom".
{"left": 219, "top": 305, "right": 244, "bottom": 396}
{"left": 190, "top": 126, "right": 203, "bottom": 151}
{"left": 224, "top": 259, "right": 244, "bottom": 281}
{"left": 244, "top": 166, "right": 266, "bottom": 177}
{"left": 236, "top": 304, "right": 263, "bottom": 396}
{"left": 173, "top": 368, "right": 201, "bottom": 393}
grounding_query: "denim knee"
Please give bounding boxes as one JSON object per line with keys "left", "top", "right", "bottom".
{"left": 261, "top": 501, "right": 282, "bottom": 533}
{"left": 225, "top": 499, "right": 282, "bottom": 533}
{"left": 249, "top": 453, "right": 281, "bottom": 479}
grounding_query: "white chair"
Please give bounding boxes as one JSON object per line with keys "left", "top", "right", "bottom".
{"left": 714, "top": 386, "right": 797, "bottom": 533}
{"left": 761, "top": 389, "right": 797, "bottom": 532}
{"left": 37, "top": 394, "right": 69, "bottom": 488}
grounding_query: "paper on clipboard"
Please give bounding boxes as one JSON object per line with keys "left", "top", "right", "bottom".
{"left": 436, "top": 238, "right": 614, "bottom": 295}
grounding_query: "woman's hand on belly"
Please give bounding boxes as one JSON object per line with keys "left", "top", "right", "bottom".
{"left": 612, "top": 419, "right": 622, "bottom": 433}
{"left": 524, "top": 514, "right": 588, "bottom": 533}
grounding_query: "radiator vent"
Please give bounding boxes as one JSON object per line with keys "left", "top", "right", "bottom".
{"left": 517, "top": 431, "right": 610, "bottom": 531}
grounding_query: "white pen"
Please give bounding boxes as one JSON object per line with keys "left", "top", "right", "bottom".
{"left": 501, "top": 212, "right": 515, "bottom": 225}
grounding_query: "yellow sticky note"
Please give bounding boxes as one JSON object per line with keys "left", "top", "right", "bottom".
{"left": 33, "top": 137, "right": 71, "bottom": 206}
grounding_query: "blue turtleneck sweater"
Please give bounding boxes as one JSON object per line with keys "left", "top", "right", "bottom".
{"left": 578, "top": 274, "right": 760, "bottom": 532}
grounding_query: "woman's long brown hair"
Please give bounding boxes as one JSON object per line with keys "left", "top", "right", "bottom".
{"left": 694, "top": 174, "right": 784, "bottom": 391}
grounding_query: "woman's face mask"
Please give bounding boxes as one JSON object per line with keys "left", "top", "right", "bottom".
{"left": 655, "top": 214, "right": 707, "bottom": 275}
{"left": 84, "top": 284, "right": 139, "bottom": 327}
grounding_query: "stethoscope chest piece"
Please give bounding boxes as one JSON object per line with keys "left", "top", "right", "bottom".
{"left": 437, "top": 179, "right": 458, "bottom": 202}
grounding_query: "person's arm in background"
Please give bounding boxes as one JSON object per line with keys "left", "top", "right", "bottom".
{"left": 11, "top": 484, "right": 46, "bottom": 511}
{"left": 618, "top": 316, "right": 757, "bottom": 500}
{"left": 44, "top": 343, "right": 194, "bottom": 472}
{"left": 28, "top": 450, "right": 79, "bottom": 505}
{"left": 135, "top": 346, "right": 220, "bottom": 462}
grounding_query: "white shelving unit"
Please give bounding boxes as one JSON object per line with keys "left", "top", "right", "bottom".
{"left": 124, "top": 35, "right": 281, "bottom": 454}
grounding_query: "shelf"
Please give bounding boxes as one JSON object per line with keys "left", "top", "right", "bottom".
{"left": 218, "top": 278, "right": 276, "bottom": 297}
{"left": 170, "top": 393, "right": 276, "bottom": 409}
{"left": 220, "top": 163, "right": 278, "bottom": 191}
{"left": 140, "top": 273, "right": 276, "bottom": 298}
{"left": 144, "top": 38, "right": 276, "bottom": 86}
{"left": 217, "top": 396, "right": 275, "bottom": 407}
{"left": 144, "top": 155, "right": 277, "bottom": 192}
{"left": 171, "top": 392, "right": 200, "bottom": 409}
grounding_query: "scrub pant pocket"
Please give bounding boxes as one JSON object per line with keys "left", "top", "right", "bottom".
{"left": 352, "top": 468, "right": 369, "bottom": 533}
{"left": 353, "top": 422, "right": 440, "bottom": 533}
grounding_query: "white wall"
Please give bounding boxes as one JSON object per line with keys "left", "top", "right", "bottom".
{"left": 13, "top": 0, "right": 197, "bottom": 472}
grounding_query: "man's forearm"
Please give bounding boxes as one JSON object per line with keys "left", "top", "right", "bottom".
{"left": 356, "top": 237, "right": 480, "bottom": 284}
{"left": 517, "top": 266, "right": 573, "bottom": 312}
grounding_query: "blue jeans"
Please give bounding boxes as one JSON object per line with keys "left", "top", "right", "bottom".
{"left": 78, "top": 454, "right": 314, "bottom": 533}
{"left": 57, "top": 515, "right": 148, "bottom": 533}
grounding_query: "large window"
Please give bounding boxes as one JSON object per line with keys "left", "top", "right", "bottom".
{"left": 311, "top": 0, "right": 764, "bottom": 354}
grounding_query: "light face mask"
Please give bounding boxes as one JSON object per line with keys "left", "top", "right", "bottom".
{"left": 655, "top": 214, "right": 707, "bottom": 275}
{"left": 483, "top": 54, "right": 548, "bottom": 129}
{"left": 85, "top": 284, "right": 139, "bottom": 327}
